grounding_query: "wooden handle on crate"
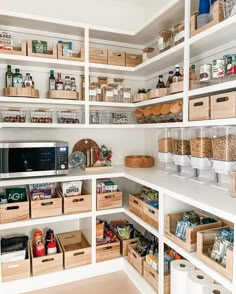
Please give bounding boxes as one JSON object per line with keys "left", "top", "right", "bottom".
{"left": 149, "top": 271, "right": 155, "bottom": 278}
{"left": 216, "top": 96, "right": 229, "bottom": 103}
{"left": 125, "top": 155, "right": 154, "bottom": 168}
{"left": 105, "top": 194, "right": 115, "bottom": 199}
{"left": 5, "top": 205, "right": 20, "bottom": 210}
{"left": 41, "top": 258, "right": 54, "bottom": 263}
{"left": 193, "top": 101, "right": 204, "bottom": 107}
{"left": 73, "top": 251, "right": 85, "bottom": 256}
{"left": 41, "top": 201, "right": 54, "bottom": 206}
{"left": 94, "top": 49, "right": 104, "bottom": 55}
{"left": 73, "top": 198, "right": 84, "bottom": 202}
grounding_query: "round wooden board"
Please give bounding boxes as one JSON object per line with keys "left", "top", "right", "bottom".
{"left": 72, "top": 138, "right": 99, "bottom": 154}
{"left": 125, "top": 155, "right": 154, "bottom": 168}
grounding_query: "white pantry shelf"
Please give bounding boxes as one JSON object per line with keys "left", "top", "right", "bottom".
{"left": 89, "top": 101, "right": 134, "bottom": 108}
{"left": 96, "top": 207, "right": 124, "bottom": 216}
{"left": 134, "top": 92, "right": 183, "bottom": 107}
{"left": 164, "top": 237, "right": 233, "bottom": 292}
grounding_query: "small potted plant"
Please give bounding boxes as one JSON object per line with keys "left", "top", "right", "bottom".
{"left": 94, "top": 145, "right": 112, "bottom": 166}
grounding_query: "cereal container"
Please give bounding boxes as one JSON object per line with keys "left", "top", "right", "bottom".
{"left": 172, "top": 128, "right": 191, "bottom": 156}
{"left": 158, "top": 129, "right": 173, "bottom": 164}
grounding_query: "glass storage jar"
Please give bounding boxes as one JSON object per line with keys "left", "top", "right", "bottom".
{"left": 173, "top": 21, "right": 184, "bottom": 46}
{"left": 89, "top": 83, "right": 97, "bottom": 101}
{"left": 158, "top": 129, "right": 173, "bottom": 153}
{"left": 108, "top": 83, "right": 119, "bottom": 102}
{"left": 172, "top": 128, "right": 191, "bottom": 156}
{"left": 212, "top": 126, "right": 236, "bottom": 162}
{"left": 190, "top": 127, "right": 212, "bottom": 158}
{"left": 95, "top": 83, "right": 102, "bottom": 101}
{"left": 121, "top": 88, "right": 131, "bottom": 103}
{"left": 114, "top": 78, "right": 124, "bottom": 103}
{"left": 103, "top": 86, "right": 114, "bottom": 102}
{"left": 157, "top": 30, "right": 173, "bottom": 53}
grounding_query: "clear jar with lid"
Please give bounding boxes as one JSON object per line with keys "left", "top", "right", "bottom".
{"left": 174, "top": 22, "right": 184, "bottom": 46}
{"left": 121, "top": 88, "right": 131, "bottom": 103}
{"left": 103, "top": 86, "right": 114, "bottom": 102}
{"left": 190, "top": 127, "right": 212, "bottom": 158}
{"left": 108, "top": 83, "right": 119, "bottom": 102}
{"left": 114, "top": 78, "right": 124, "bottom": 103}
{"left": 89, "top": 83, "right": 97, "bottom": 101}
{"left": 158, "top": 129, "right": 173, "bottom": 153}
{"left": 212, "top": 127, "right": 236, "bottom": 162}
{"left": 95, "top": 83, "right": 102, "bottom": 101}
{"left": 172, "top": 128, "right": 191, "bottom": 155}
{"left": 157, "top": 30, "right": 172, "bottom": 53}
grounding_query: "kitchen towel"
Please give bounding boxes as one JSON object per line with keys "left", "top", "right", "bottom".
{"left": 170, "top": 259, "right": 195, "bottom": 294}
{"left": 187, "top": 270, "right": 214, "bottom": 294}
{"left": 202, "top": 284, "right": 231, "bottom": 294}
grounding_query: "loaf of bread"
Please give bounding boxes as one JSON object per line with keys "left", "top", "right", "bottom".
{"left": 160, "top": 103, "right": 171, "bottom": 115}
{"left": 170, "top": 100, "right": 183, "bottom": 114}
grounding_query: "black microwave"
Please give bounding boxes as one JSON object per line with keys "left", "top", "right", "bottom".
{"left": 0, "top": 141, "right": 69, "bottom": 179}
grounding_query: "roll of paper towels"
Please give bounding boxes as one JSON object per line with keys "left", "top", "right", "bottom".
{"left": 187, "top": 270, "right": 214, "bottom": 294}
{"left": 202, "top": 284, "right": 231, "bottom": 294}
{"left": 171, "top": 260, "right": 195, "bottom": 294}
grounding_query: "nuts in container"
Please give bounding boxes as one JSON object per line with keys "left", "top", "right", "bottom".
{"left": 1, "top": 108, "right": 27, "bottom": 123}
{"left": 158, "top": 129, "right": 173, "bottom": 153}
{"left": 172, "top": 128, "right": 191, "bottom": 155}
{"left": 30, "top": 109, "right": 53, "bottom": 123}
{"left": 190, "top": 127, "right": 213, "bottom": 158}
{"left": 212, "top": 127, "right": 236, "bottom": 161}
{"left": 57, "top": 110, "right": 82, "bottom": 124}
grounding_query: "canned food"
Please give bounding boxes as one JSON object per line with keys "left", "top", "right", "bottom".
{"left": 224, "top": 54, "right": 236, "bottom": 76}
{"left": 200, "top": 64, "right": 212, "bottom": 81}
{"left": 212, "top": 59, "right": 225, "bottom": 79}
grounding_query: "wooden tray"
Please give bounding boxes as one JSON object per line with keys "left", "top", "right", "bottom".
{"left": 127, "top": 244, "right": 145, "bottom": 275}
{"left": 0, "top": 40, "right": 27, "bottom": 56}
{"left": 96, "top": 191, "right": 122, "bottom": 210}
{"left": 189, "top": 97, "right": 210, "bottom": 121}
{"left": 132, "top": 93, "right": 148, "bottom": 103}
{"left": 126, "top": 53, "right": 142, "bottom": 67}
{"left": 96, "top": 241, "right": 120, "bottom": 262}
{"left": 129, "top": 194, "right": 144, "bottom": 219}
{"left": 148, "top": 88, "right": 168, "bottom": 99}
{"left": 48, "top": 90, "right": 79, "bottom": 100}
{"left": 72, "top": 139, "right": 98, "bottom": 154}
{"left": 57, "top": 43, "right": 84, "bottom": 62}
{"left": 108, "top": 50, "right": 126, "bottom": 66}
{"left": 143, "top": 201, "right": 159, "bottom": 229}
{"left": 81, "top": 165, "right": 113, "bottom": 172}
{"left": 4, "top": 87, "right": 39, "bottom": 98}
{"left": 27, "top": 40, "right": 57, "bottom": 59}
{"left": 125, "top": 156, "right": 154, "bottom": 168}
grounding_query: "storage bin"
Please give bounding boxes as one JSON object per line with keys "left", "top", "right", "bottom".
{"left": 148, "top": 88, "right": 168, "bottom": 99}
{"left": 0, "top": 194, "right": 30, "bottom": 224}
{"left": 1, "top": 108, "right": 27, "bottom": 123}
{"left": 81, "top": 47, "right": 108, "bottom": 64}
{"left": 169, "top": 81, "right": 183, "bottom": 94}
{"left": 1, "top": 245, "right": 30, "bottom": 282}
{"left": 57, "top": 231, "right": 91, "bottom": 269}
{"left": 4, "top": 87, "right": 39, "bottom": 98}
{"left": 0, "top": 40, "right": 27, "bottom": 56}
{"left": 117, "top": 236, "right": 139, "bottom": 256}
{"left": 197, "top": 226, "right": 233, "bottom": 280}
{"left": 48, "top": 90, "right": 79, "bottom": 100}
{"left": 30, "top": 237, "right": 63, "bottom": 276}
{"left": 57, "top": 43, "right": 84, "bottom": 62}
{"left": 108, "top": 50, "right": 126, "bottom": 66}
{"left": 96, "top": 241, "right": 120, "bottom": 262}
{"left": 126, "top": 53, "right": 142, "bottom": 67}
{"left": 27, "top": 40, "right": 57, "bottom": 59}
{"left": 189, "top": 97, "right": 210, "bottom": 121}
{"left": 165, "top": 210, "right": 222, "bottom": 252}
{"left": 127, "top": 243, "right": 145, "bottom": 275}
{"left": 211, "top": 91, "right": 236, "bottom": 119}
{"left": 30, "top": 109, "right": 53, "bottom": 123}
{"left": 30, "top": 191, "right": 62, "bottom": 219}
{"left": 143, "top": 201, "right": 159, "bottom": 229}
{"left": 58, "top": 188, "right": 91, "bottom": 215}
{"left": 132, "top": 93, "right": 148, "bottom": 103}
{"left": 97, "top": 191, "right": 122, "bottom": 210}
{"left": 129, "top": 194, "right": 144, "bottom": 218}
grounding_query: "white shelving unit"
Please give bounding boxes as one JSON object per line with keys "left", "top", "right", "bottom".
{"left": 1, "top": 0, "right": 236, "bottom": 293}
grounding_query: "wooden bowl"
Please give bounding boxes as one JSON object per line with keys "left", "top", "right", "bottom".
{"left": 125, "top": 156, "right": 154, "bottom": 168}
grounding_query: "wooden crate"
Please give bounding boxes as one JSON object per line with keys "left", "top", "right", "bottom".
{"left": 127, "top": 244, "right": 145, "bottom": 275}
{"left": 81, "top": 47, "right": 108, "bottom": 64}
{"left": 96, "top": 241, "right": 120, "bottom": 262}
{"left": 4, "top": 87, "right": 39, "bottom": 98}
{"left": 30, "top": 192, "right": 62, "bottom": 219}
{"left": 96, "top": 191, "right": 122, "bottom": 210}
{"left": 211, "top": 91, "right": 236, "bottom": 119}
{"left": 143, "top": 202, "right": 159, "bottom": 229}
{"left": 30, "top": 237, "right": 63, "bottom": 276}
{"left": 189, "top": 96, "right": 210, "bottom": 121}
{"left": 57, "top": 43, "right": 84, "bottom": 62}
{"left": 118, "top": 237, "right": 139, "bottom": 256}
{"left": 57, "top": 231, "right": 91, "bottom": 269}
{"left": 0, "top": 194, "right": 30, "bottom": 224}
{"left": 48, "top": 90, "right": 79, "bottom": 100}
{"left": 132, "top": 93, "right": 148, "bottom": 103}
{"left": 143, "top": 261, "right": 170, "bottom": 293}
{"left": 1, "top": 246, "right": 30, "bottom": 282}
{"left": 129, "top": 194, "right": 144, "bottom": 218}
{"left": 197, "top": 226, "right": 233, "bottom": 280}
{"left": 169, "top": 81, "right": 183, "bottom": 94}
{"left": 126, "top": 53, "right": 142, "bottom": 67}
{"left": 148, "top": 88, "right": 168, "bottom": 99}
{"left": 58, "top": 189, "right": 92, "bottom": 215}
{"left": 0, "top": 40, "right": 27, "bottom": 56}
{"left": 165, "top": 210, "right": 222, "bottom": 252}
{"left": 108, "top": 50, "right": 126, "bottom": 66}
{"left": 27, "top": 40, "right": 57, "bottom": 59}
{"left": 190, "top": 1, "right": 224, "bottom": 37}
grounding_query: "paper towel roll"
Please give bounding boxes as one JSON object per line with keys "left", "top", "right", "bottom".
{"left": 202, "top": 284, "right": 231, "bottom": 294}
{"left": 187, "top": 270, "right": 214, "bottom": 294}
{"left": 171, "top": 259, "right": 195, "bottom": 294}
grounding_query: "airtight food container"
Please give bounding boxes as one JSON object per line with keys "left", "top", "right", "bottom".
{"left": 190, "top": 127, "right": 212, "bottom": 158}
{"left": 172, "top": 128, "right": 191, "bottom": 156}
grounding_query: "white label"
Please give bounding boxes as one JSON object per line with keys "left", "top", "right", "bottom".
{"left": 158, "top": 37, "right": 165, "bottom": 51}
{"left": 56, "top": 84, "right": 63, "bottom": 90}
{"left": 97, "top": 89, "right": 102, "bottom": 94}
{"left": 113, "top": 89, "right": 118, "bottom": 95}
{"left": 174, "top": 31, "right": 185, "bottom": 43}
{"left": 124, "top": 92, "right": 131, "bottom": 98}
{"left": 89, "top": 90, "right": 96, "bottom": 96}
{"left": 107, "top": 91, "right": 113, "bottom": 97}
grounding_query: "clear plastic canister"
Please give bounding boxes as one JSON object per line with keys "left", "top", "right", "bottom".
{"left": 121, "top": 88, "right": 131, "bottom": 103}
{"left": 89, "top": 83, "right": 97, "bottom": 101}
{"left": 108, "top": 83, "right": 119, "bottom": 102}
{"left": 158, "top": 129, "right": 173, "bottom": 153}
{"left": 212, "top": 126, "right": 236, "bottom": 161}
{"left": 190, "top": 127, "right": 212, "bottom": 158}
{"left": 172, "top": 128, "right": 191, "bottom": 155}
{"left": 103, "top": 86, "right": 114, "bottom": 102}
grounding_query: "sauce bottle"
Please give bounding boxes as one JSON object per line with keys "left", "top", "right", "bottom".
{"left": 49, "top": 70, "right": 56, "bottom": 90}
{"left": 156, "top": 75, "right": 165, "bottom": 88}
{"left": 166, "top": 71, "right": 174, "bottom": 88}
{"left": 6, "top": 65, "right": 13, "bottom": 88}
{"left": 56, "top": 72, "right": 63, "bottom": 90}
{"left": 172, "top": 65, "right": 182, "bottom": 83}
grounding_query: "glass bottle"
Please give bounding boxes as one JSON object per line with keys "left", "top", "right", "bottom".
{"left": 166, "top": 71, "right": 174, "bottom": 88}
{"left": 30, "top": 76, "right": 35, "bottom": 89}
{"left": 6, "top": 65, "right": 13, "bottom": 88}
{"left": 156, "top": 75, "right": 165, "bottom": 88}
{"left": 189, "top": 64, "right": 197, "bottom": 80}
{"left": 172, "top": 65, "right": 182, "bottom": 83}
{"left": 71, "top": 77, "right": 77, "bottom": 91}
{"left": 56, "top": 72, "right": 64, "bottom": 90}
{"left": 64, "top": 76, "right": 71, "bottom": 91}
{"left": 13, "top": 68, "right": 23, "bottom": 88}
{"left": 49, "top": 70, "right": 56, "bottom": 90}
{"left": 24, "top": 73, "right": 32, "bottom": 87}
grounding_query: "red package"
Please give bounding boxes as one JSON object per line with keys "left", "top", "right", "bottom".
{"left": 104, "top": 229, "right": 116, "bottom": 243}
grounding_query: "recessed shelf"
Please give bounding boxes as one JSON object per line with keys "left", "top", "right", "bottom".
{"left": 96, "top": 208, "right": 124, "bottom": 216}
{"left": 89, "top": 101, "right": 134, "bottom": 108}
{"left": 134, "top": 92, "right": 183, "bottom": 107}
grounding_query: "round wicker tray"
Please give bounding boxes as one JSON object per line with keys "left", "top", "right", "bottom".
{"left": 124, "top": 155, "right": 154, "bottom": 168}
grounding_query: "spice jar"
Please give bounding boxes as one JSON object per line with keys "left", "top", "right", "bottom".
{"left": 89, "top": 83, "right": 97, "bottom": 101}
{"left": 174, "top": 22, "right": 184, "bottom": 45}
{"left": 103, "top": 86, "right": 114, "bottom": 102}
{"left": 172, "top": 128, "right": 191, "bottom": 156}
{"left": 157, "top": 30, "right": 172, "bottom": 53}
{"left": 121, "top": 88, "right": 131, "bottom": 103}
{"left": 190, "top": 127, "right": 212, "bottom": 158}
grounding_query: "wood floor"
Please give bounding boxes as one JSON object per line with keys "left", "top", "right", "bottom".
{"left": 26, "top": 271, "right": 140, "bottom": 294}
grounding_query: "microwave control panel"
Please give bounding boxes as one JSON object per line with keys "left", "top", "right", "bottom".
{"left": 56, "top": 146, "right": 69, "bottom": 170}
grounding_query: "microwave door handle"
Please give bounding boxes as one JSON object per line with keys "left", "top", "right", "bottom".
{"left": 2, "top": 148, "right": 9, "bottom": 173}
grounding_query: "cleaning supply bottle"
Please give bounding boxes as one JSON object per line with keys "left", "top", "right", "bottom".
{"left": 47, "top": 233, "right": 57, "bottom": 255}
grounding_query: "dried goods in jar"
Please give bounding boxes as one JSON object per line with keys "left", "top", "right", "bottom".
{"left": 158, "top": 138, "right": 173, "bottom": 153}
{"left": 212, "top": 134, "right": 236, "bottom": 161}
{"left": 173, "top": 139, "right": 191, "bottom": 155}
{"left": 190, "top": 137, "right": 212, "bottom": 158}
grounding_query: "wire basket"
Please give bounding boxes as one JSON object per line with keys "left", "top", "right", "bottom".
{"left": 90, "top": 110, "right": 131, "bottom": 124}
{"left": 221, "top": 0, "right": 236, "bottom": 18}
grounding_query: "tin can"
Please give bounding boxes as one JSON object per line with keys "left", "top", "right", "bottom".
{"left": 200, "top": 64, "right": 212, "bottom": 81}
{"left": 224, "top": 54, "right": 236, "bottom": 76}
{"left": 212, "top": 59, "right": 225, "bottom": 79}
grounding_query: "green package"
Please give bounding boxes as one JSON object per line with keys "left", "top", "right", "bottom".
{"left": 58, "top": 41, "right": 72, "bottom": 57}
{"left": 6, "top": 188, "right": 27, "bottom": 203}
{"left": 32, "top": 40, "right": 48, "bottom": 54}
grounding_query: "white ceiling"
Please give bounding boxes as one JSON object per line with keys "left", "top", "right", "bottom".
{"left": 2, "top": 0, "right": 177, "bottom": 33}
